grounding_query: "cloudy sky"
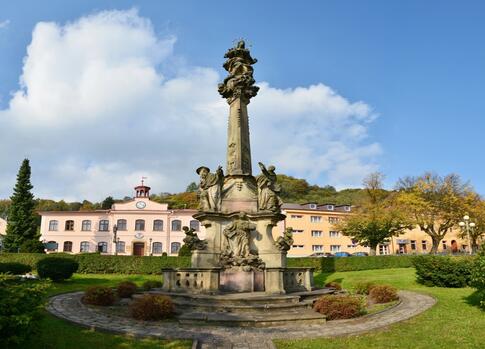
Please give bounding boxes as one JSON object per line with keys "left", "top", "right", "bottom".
{"left": 0, "top": 1, "right": 484, "bottom": 201}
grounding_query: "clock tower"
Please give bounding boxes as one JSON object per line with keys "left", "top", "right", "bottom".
{"left": 134, "top": 179, "right": 150, "bottom": 198}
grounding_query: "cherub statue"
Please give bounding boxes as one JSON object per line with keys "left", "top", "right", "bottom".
{"left": 275, "top": 227, "right": 294, "bottom": 252}
{"left": 256, "top": 162, "right": 283, "bottom": 212}
{"left": 182, "top": 226, "right": 207, "bottom": 251}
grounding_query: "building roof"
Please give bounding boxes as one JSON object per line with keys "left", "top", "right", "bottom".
{"left": 282, "top": 203, "right": 351, "bottom": 212}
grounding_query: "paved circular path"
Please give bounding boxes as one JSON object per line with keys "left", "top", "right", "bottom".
{"left": 47, "top": 290, "right": 435, "bottom": 349}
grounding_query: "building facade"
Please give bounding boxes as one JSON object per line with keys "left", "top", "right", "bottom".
{"left": 39, "top": 184, "right": 204, "bottom": 256}
{"left": 279, "top": 203, "right": 471, "bottom": 257}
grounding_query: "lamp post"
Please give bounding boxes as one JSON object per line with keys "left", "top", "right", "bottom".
{"left": 149, "top": 237, "right": 153, "bottom": 256}
{"left": 113, "top": 224, "right": 118, "bottom": 256}
{"left": 458, "top": 215, "right": 475, "bottom": 255}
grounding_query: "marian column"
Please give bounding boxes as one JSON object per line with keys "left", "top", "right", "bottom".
{"left": 218, "top": 40, "right": 259, "bottom": 212}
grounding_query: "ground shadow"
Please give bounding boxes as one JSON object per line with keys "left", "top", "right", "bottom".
{"left": 463, "top": 290, "right": 484, "bottom": 309}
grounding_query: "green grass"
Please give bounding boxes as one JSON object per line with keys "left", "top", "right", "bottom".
{"left": 23, "top": 274, "right": 191, "bottom": 349}
{"left": 276, "top": 268, "right": 484, "bottom": 349}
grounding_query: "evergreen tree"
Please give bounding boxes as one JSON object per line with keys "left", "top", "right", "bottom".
{"left": 3, "top": 159, "right": 44, "bottom": 252}
{"left": 185, "top": 182, "right": 198, "bottom": 192}
{"left": 101, "top": 196, "right": 115, "bottom": 209}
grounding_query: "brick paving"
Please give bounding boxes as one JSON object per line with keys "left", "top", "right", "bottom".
{"left": 46, "top": 290, "right": 435, "bottom": 349}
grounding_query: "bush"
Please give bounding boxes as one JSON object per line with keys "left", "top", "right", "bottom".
{"left": 313, "top": 295, "right": 366, "bottom": 320}
{"left": 36, "top": 257, "right": 79, "bottom": 281}
{"left": 0, "top": 275, "right": 49, "bottom": 347}
{"left": 470, "top": 246, "right": 485, "bottom": 309}
{"left": 0, "top": 262, "right": 32, "bottom": 275}
{"left": 83, "top": 286, "right": 116, "bottom": 306}
{"left": 130, "top": 294, "right": 174, "bottom": 320}
{"left": 143, "top": 280, "right": 163, "bottom": 290}
{"left": 324, "top": 281, "right": 342, "bottom": 290}
{"left": 354, "top": 281, "right": 376, "bottom": 295}
{"left": 369, "top": 285, "right": 399, "bottom": 303}
{"left": 177, "top": 245, "right": 192, "bottom": 257}
{"left": 117, "top": 281, "right": 137, "bottom": 298}
{"left": 413, "top": 255, "right": 474, "bottom": 287}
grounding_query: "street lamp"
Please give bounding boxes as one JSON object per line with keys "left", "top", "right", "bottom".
{"left": 113, "top": 224, "right": 118, "bottom": 256}
{"left": 458, "top": 215, "right": 475, "bottom": 255}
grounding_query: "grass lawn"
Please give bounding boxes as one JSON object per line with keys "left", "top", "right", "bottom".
{"left": 276, "top": 268, "right": 484, "bottom": 349}
{"left": 23, "top": 274, "right": 191, "bottom": 349}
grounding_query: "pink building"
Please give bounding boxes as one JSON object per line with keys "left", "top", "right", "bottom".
{"left": 39, "top": 183, "right": 203, "bottom": 256}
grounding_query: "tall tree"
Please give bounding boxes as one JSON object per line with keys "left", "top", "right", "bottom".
{"left": 397, "top": 172, "right": 473, "bottom": 254}
{"left": 338, "top": 172, "right": 411, "bottom": 256}
{"left": 3, "top": 159, "right": 43, "bottom": 252}
{"left": 462, "top": 196, "right": 485, "bottom": 253}
{"left": 185, "top": 182, "right": 198, "bottom": 193}
{"left": 101, "top": 196, "right": 115, "bottom": 210}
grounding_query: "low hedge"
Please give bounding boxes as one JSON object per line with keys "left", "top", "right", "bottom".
{"left": 0, "top": 262, "right": 32, "bottom": 275}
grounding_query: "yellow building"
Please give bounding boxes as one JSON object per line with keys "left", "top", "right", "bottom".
{"left": 279, "top": 203, "right": 471, "bottom": 257}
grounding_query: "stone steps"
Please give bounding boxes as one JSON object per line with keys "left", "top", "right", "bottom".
{"left": 173, "top": 299, "right": 314, "bottom": 314}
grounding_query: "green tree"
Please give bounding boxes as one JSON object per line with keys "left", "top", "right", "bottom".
{"left": 185, "top": 182, "right": 198, "bottom": 192}
{"left": 397, "top": 172, "right": 474, "bottom": 254}
{"left": 101, "top": 196, "right": 115, "bottom": 210}
{"left": 462, "top": 197, "right": 485, "bottom": 253}
{"left": 338, "top": 172, "right": 411, "bottom": 256}
{"left": 3, "top": 159, "right": 44, "bottom": 253}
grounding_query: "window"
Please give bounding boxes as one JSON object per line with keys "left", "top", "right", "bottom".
{"left": 379, "top": 244, "right": 390, "bottom": 255}
{"left": 152, "top": 242, "right": 163, "bottom": 254}
{"left": 442, "top": 241, "right": 447, "bottom": 250}
{"left": 117, "top": 219, "right": 127, "bottom": 231}
{"left": 292, "top": 229, "right": 304, "bottom": 234}
{"left": 81, "top": 220, "right": 91, "bottom": 231}
{"left": 347, "top": 244, "right": 357, "bottom": 249}
{"left": 328, "top": 217, "right": 340, "bottom": 224}
{"left": 48, "top": 220, "right": 58, "bottom": 231}
{"left": 116, "top": 241, "right": 125, "bottom": 253}
{"left": 190, "top": 220, "right": 200, "bottom": 231}
{"left": 326, "top": 205, "right": 334, "bottom": 211}
{"left": 46, "top": 241, "right": 58, "bottom": 252}
{"left": 171, "top": 242, "right": 181, "bottom": 254}
{"left": 312, "top": 245, "right": 323, "bottom": 252}
{"left": 80, "top": 241, "right": 90, "bottom": 252}
{"left": 329, "top": 231, "right": 340, "bottom": 238}
{"left": 330, "top": 245, "right": 341, "bottom": 252}
{"left": 310, "top": 216, "right": 321, "bottom": 223}
{"left": 97, "top": 241, "right": 108, "bottom": 253}
{"left": 292, "top": 245, "right": 304, "bottom": 249}
{"left": 153, "top": 219, "right": 163, "bottom": 231}
{"left": 311, "top": 230, "right": 322, "bottom": 237}
{"left": 63, "top": 241, "right": 73, "bottom": 252}
{"left": 309, "top": 204, "right": 317, "bottom": 209}
{"left": 290, "top": 215, "right": 302, "bottom": 219}
{"left": 135, "top": 219, "right": 145, "bottom": 231}
{"left": 410, "top": 240, "right": 417, "bottom": 250}
{"left": 99, "top": 220, "right": 109, "bottom": 231}
{"left": 65, "top": 220, "right": 74, "bottom": 231}
{"left": 344, "top": 206, "right": 351, "bottom": 212}
{"left": 171, "top": 220, "right": 182, "bottom": 231}
{"left": 421, "top": 240, "right": 427, "bottom": 250}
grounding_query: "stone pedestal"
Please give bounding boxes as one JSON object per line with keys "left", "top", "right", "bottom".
{"left": 219, "top": 270, "right": 264, "bottom": 292}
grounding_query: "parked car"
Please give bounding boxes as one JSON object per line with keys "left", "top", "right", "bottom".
{"left": 334, "top": 251, "right": 352, "bottom": 257}
{"left": 352, "top": 252, "right": 369, "bottom": 257}
{"left": 308, "top": 252, "right": 334, "bottom": 258}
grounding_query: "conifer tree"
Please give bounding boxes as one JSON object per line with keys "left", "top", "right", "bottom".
{"left": 3, "top": 159, "right": 44, "bottom": 252}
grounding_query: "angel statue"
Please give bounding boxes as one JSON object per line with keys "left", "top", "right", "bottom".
{"left": 256, "top": 162, "right": 283, "bottom": 212}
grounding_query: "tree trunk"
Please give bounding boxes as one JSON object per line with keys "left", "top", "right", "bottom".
{"left": 430, "top": 237, "right": 441, "bottom": 254}
{"left": 369, "top": 244, "right": 377, "bottom": 256}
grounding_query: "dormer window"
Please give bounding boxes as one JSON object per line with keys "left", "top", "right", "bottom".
{"left": 326, "top": 205, "right": 334, "bottom": 211}
{"left": 309, "top": 204, "right": 317, "bottom": 209}
{"left": 344, "top": 205, "right": 351, "bottom": 212}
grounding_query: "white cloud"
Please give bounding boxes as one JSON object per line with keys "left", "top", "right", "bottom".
{"left": 0, "top": 20, "right": 10, "bottom": 29}
{"left": 0, "top": 9, "right": 381, "bottom": 201}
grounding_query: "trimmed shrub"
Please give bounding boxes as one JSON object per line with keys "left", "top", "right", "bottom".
{"left": 83, "top": 286, "right": 116, "bottom": 306}
{"left": 313, "top": 295, "right": 366, "bottom": 320}
{"left": 0, "top": 262, "right": 32, "bottom": 275}
{"left": 413, "top": 255, "right": 474, "bottom": 287}
{"left": 130, "top": 294, "right": 174, "bottom": 320}
{"left": 36, "top": 257, "right": 79, "bottom": 281}
{"left": 0, "top": 275, "right": 49, "bottom": 347}
{"left": 470, "top": 246, "right": 485, "bottom": 309}
{"left": 177, "top": 244, "right": 192, "bottom": 257}
{"left": 324, "top": 281, "right": 342, "bottom": 290}
{"left": 117, "top": 281, "right": 137, "bottom": 298}
{"left": 143, "top": 280, "right": 163, "bottom": 290}
{"left": 354, "top": 281, "right": 376, "bottom": 295}
{"left": 369, "top": 285, "right": 399, "bottom": 303}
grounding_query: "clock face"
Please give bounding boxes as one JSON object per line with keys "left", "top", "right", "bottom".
{"left": 136, "top": 201, "right": 146, "bottom": 209}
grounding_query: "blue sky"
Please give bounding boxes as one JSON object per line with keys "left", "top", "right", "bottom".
{"left": 0, "top": 1, "right": 484, "bottom": 200}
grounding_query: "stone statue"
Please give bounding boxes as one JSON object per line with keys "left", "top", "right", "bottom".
{"left": 275, "top": 227, "right": 294, "bottom": 252}
{"left": 256, "top": 162, "right": 283, "bottom": 212}
{"left": 220, "top": 212, "right": 265, "bottom": 271}
{"left": 218, "top": 40, "right": 259, "bottom": 103}
{"left": 196, "top": 166, "right": 224, "bottom": 211}
{"left": 182, "top": 226, "right": 207, "bottom": 251}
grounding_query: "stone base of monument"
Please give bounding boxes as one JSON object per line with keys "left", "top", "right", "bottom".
{"left": 219, "top": 270, "right": 265, "bottom": 292}
{"left": 143, "top": 287, "right": 336, "bottom": 327}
